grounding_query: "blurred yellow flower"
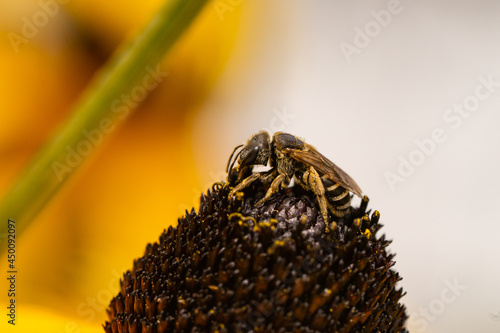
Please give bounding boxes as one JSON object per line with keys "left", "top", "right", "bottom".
{"left": 0, "top": 0, "right": 241, "bottom": 332}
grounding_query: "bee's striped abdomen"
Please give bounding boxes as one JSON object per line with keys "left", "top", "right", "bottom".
{"left": 322, "top": 176, "right": 351, "bottom": 217}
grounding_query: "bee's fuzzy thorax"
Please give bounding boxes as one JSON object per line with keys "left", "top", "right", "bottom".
{"left": 104, "top": 180, "right": 408, "bottom": 332}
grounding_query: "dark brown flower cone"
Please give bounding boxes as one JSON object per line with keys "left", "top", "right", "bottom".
{"left": 103, "top": 179, "right": 408, "bottom": 333}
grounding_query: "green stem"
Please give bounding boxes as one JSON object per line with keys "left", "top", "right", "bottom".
{"left": 0, "top": 0, "right": 210, "bottom": 245}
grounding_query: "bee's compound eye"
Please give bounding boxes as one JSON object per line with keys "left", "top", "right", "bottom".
{"left": 239, "top": 146, "right": 260, "bottom": 166}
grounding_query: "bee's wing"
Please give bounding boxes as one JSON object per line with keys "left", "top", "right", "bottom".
{"left": 284, "top": 145, "right": 363, "bottom": 198}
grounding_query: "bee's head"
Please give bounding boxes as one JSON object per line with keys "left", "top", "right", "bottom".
{"left": 226, "top": 131, "right": 271, "bottom": 174}
{"left": 240, "top": 131, "right": 271, "bottom": 167}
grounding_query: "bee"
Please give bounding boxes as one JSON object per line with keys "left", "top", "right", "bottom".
{"left": 226, "top": 131, "right": 363, "bottom": 232}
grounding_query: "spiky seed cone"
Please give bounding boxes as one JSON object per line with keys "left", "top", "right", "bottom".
{"left": 103, "top": 179, "right": 408, "bottom": 332}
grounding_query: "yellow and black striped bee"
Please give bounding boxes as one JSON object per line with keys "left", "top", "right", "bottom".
{"left": 226, "top": 131, "right": 363, "bottom": 232}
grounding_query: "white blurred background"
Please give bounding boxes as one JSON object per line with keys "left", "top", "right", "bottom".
{"left": 193, "top": 1, "right": 500, "bottom": 332}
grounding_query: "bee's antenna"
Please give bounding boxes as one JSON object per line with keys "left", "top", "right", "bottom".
{"left": 226, "top": 144, "right": 244, "bottom": 173}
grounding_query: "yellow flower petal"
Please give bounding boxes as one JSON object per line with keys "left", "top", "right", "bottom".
{"left": 0, "top": 303, "right": 102, "bottom": 333}
{"left": 0, "top": 0, "right": 241, "bottom": 330}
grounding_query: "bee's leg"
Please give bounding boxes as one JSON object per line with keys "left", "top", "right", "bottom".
{"left": 260, "top": 168, "right": 278, "bottom": 184}
{"left": 303, "top": 167, "right": 334, "bottom": 233}
{"left": 228, "top": 172, "right": 261, "bottom": 197}
{"left": 255, "top": 173, "right": 287, "bottom": 206}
